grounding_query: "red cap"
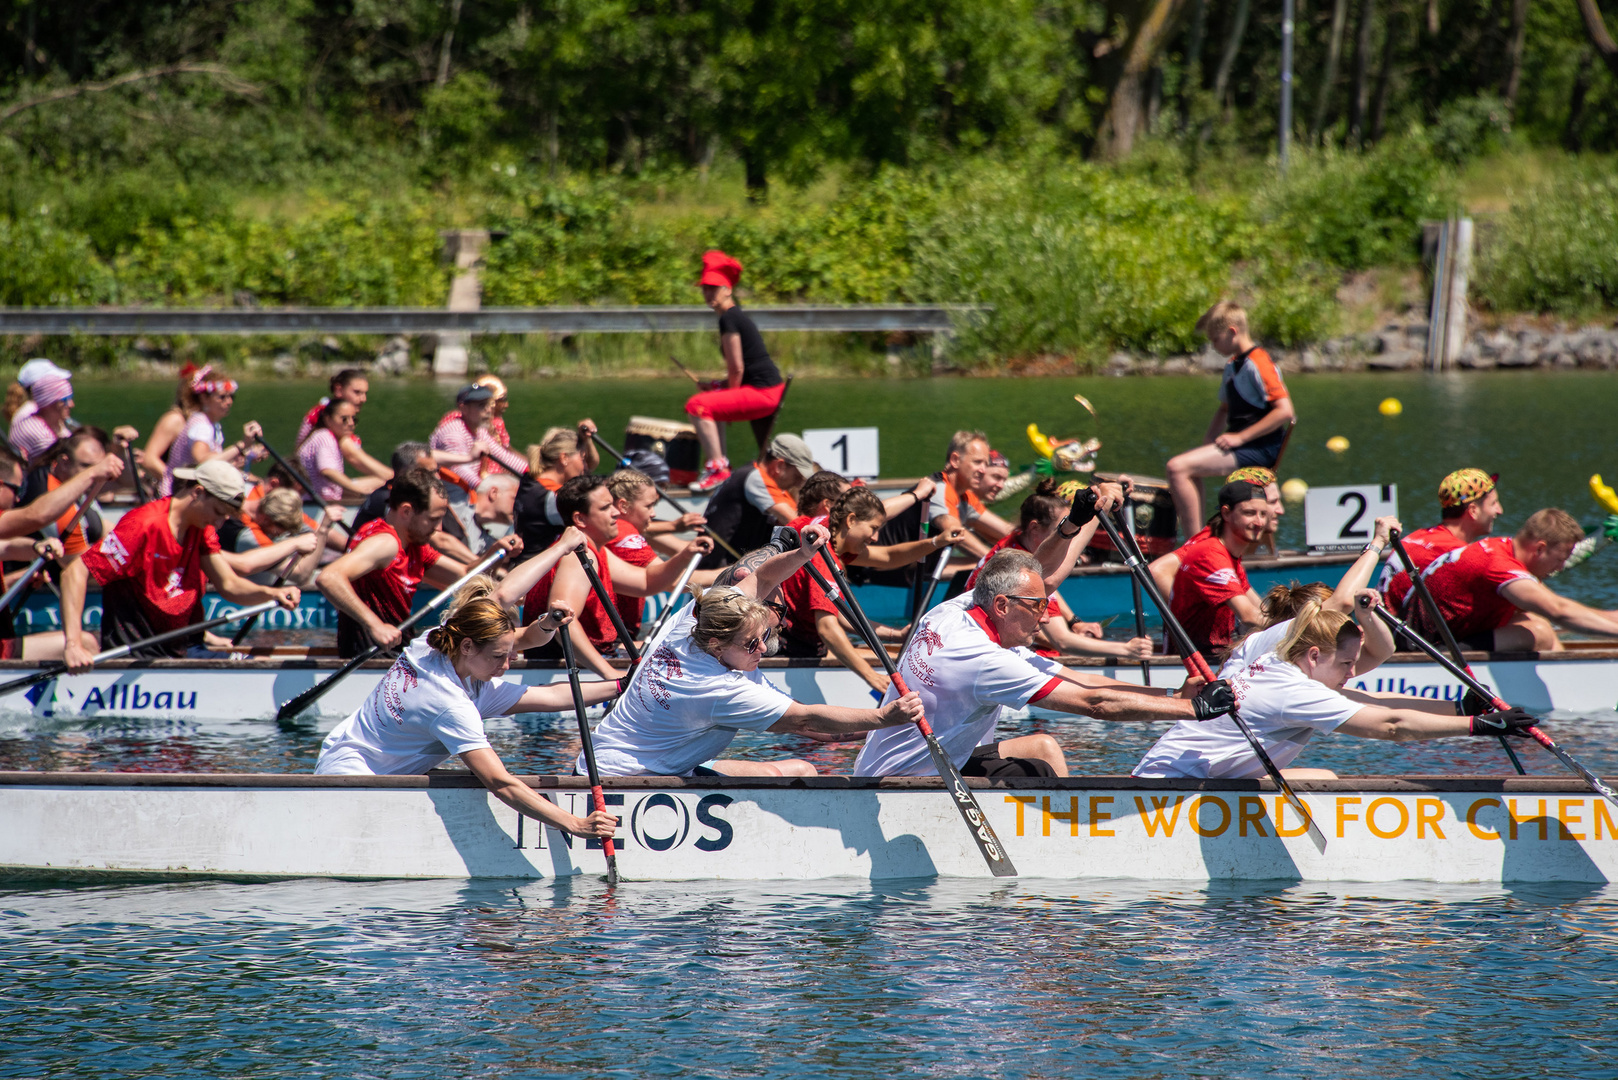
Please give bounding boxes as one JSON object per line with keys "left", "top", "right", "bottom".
{"left": 698, "top": 249, "right": 743, "bottom": 288}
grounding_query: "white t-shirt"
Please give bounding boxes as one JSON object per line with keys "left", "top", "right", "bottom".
{"left": 1219, "top": 619, "right": 1291, "bottom": 677}
{"left": 583, "top": 606, "right": 794, "bottom": 776}
{"left": 161, "top": 413, "right": 225, "bottom": 496}
{"left": 1133, "top": 650, "right": 1362, "bottom": 779}
{"left": 853, "top": 593, "right": 1061, "bottom": 777}
{"left": 315, "top": 637, "right": 527, "bottom": 775}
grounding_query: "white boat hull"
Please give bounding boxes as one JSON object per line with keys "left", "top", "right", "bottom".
{"left": 3, "top": 772, "right": 1615, "bottom": 884}
{"left": 0, "top": 649, "right": 1614, "bottom": 731}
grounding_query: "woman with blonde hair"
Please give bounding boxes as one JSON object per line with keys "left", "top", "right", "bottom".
{"left": 1134, "top": 597, "right": 1534, "bottom": 781}
{"left": 581, "top": 522, "right": 924, "bottom": 777}
{"left": 315, "top": 575, "right": 620, "bottom": 840}
{"left": 528, "top": 421, "right": 599, "bottom": 492}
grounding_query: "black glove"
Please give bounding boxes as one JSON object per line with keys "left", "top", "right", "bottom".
{"left": 1191, "top": 679, "right": 1237, "bottom": 720}
{"left": 1469, "top": 707, "right": 1536, "bottom": 737}
{"left": 1456, "top": 685, "right": 1494, "bottom": 716}
{"left": 768, "top": 525, "right": 801, "bottom": 553}
{"left": 1065, "top": 486, "right": 1098, "bottom": 530}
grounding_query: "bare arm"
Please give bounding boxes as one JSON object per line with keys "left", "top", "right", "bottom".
{"left": 576, "top": 420, "right": 600, "bottom": 473}
{"left": 142, "top": 411, "right": 184, "bottom": 485}
{"left": 720, "top": 334, "right": 745, "bottom": 388}
{"left": 1031, "top": 481, "right": 1126, "bottom": 591}
{"left": 218, "top": 533, "right": 316, "bottom": 577}
{"left": 459, "top": 747, "right": 616, "bottom": 838}
{"left": 338, "top": 436, "right": 394, "bottom": 481}
{"left": 505, "top": 676, "right": 619, "bottom": 715}
{"left": 1204, "top": 403, "right": 1230, "bottom": 444}
{"left": 1149, "top": 551, "right": 1180, "bottom": 602}
{"left": 845, "top": 526, "right": 963, "bottom": 571}
{"left": 1502, "top": 577, "right": 1618, "bottom": 638}
{"left": 932, "top": 512, "right": 991, "bottom": 559}
{"left": 738, "top": 523, "right": 833, "bottom": 601}
{"left": 1040, "top": 674, "right": 1199, "bottom": 721}
{"left": 1328, "top": 516, "right": 1399, "bottom": 613}
{"left": 318, "top": 466, "right": 374, "bottom": 498}
{"left": 60, "top": 555, "right": 94, "bottom": 671}
{"left": 494, "top": 526, "right": 589, "bottom": 610}
{"left": 816, "top": 611, "right": 888, "bottom": 693}
{"left": 201, "top": 548, "right": 299, "bottom": 608}
{"left": 882, "top": 477, "right": 935, "bottom": 520}
{"left": 429, "top": 529, "right": 478, "bottom": 564}
{"left": 1229, "top": 396, "right": 1295, "bottom": 446}
{"left": 318, "top": 533, "right": 403, "bottom": 645}
{"left": 607, "top": 539, "right": 712, "bottom": 598}
{"left": 1042, "top": 614, "right": 1153, "bottom": 660}
{"left": 1227, "top": 591, "right": 1263, "bottom": 627}
{"left": 1336, "top": 704, "right": 1471, "bottom": 741}
{"left": 0, "top": 456, "right": 120, "bottom": 539}
{"left": 548, "top": 554, "right": 618, "bottom": 680}
{"left": 768, "top": 692, "right": 922, "bottom": 737}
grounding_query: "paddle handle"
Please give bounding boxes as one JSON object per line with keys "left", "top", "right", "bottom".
{"left": 668, "top": 353, "right": 704, "bottom": 386}
{"left": 644, "top": 550, "right": 701, "bottom": 645}
{"left": 0, "top": 598, "right": 281, "bottom": 697}
{"left": 802, "top": 553, "right": 1017, "bottom": 876}
{"left": 276, "top": 546, "right": 511, "bottom": 721}
{"left": 255, "top": 437, "right": 327, "bottom": 511}
{"left": 1120, "top": 504, "right": 1152, "bottom": 686}
{"left": 558, "top": 624, "right": 619, "bottom": 884}
{"left": 230, "top": 552, "right": 302, "bottom": 645}
{"left": 122, "top": 439, "right": 150, "bottom": 504}
{"left": 900, "top": 543, "right": 953, "bottom": 653}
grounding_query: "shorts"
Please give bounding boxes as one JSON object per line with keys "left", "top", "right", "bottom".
{"left": 962, "top": 742, "right": 1056, "bottom": 779}
{"left": 684, "top": 382, "right": 787, "bottom": 423}
{"left": 1232, "top": 426, "right": 1288, "bottom": 468}
{"left": 1459, "top": 629, "right": 1497, "bottom": 652}
{"left": 0, "top": 637, "right": 21, "bottom": 660}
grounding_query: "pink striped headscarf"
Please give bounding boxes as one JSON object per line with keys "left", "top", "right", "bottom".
{"left": 29, "top": 373, "right": 73, "bottom": 407}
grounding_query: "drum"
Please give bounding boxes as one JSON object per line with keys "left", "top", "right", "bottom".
{"left": 624, "top": 416, "right": 701, "bottom": 486}
{"left": 1085, "top": 472, "right": 1178, "bottom": 559}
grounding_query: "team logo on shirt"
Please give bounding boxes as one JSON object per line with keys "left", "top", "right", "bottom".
{"left": 643, "top": 644, "right": 682, "bottom": 710}
{"left": 377, "top": 659, "right": 419, "bottom": 724}
{"left": 613, "top": 533, "right": 648, "bottom": 552}
{"left": 163, "top": 570, "right": 186, "bottom": 598}
{"left": 98, "top": 533, "right": 130, "bottom": 569}
{"left": 1203, "top": 568, "right": 1238, "bottom": 587}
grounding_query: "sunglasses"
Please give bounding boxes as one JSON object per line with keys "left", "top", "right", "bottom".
{"left": 0, "top": 481, "right": 21, "bottom": 500}
{"left": 1005, "top": 593, "right": 1049, "bottom": 611}
{"left": 735, "top": 626, "right": 778, "bottom": 654}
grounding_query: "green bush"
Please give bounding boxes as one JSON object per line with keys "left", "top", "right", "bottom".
{"left": 0, "top": 215, "right": 117, "bottom": 305}
{"left": 1474, "top": 177, "right": 1618, "bottom": 313}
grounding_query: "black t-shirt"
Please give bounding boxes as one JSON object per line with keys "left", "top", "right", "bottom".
{"left": 717, "top": 305, "right": 783, "bottom": 389}
{"left": 512, "top": 476, "right": 565, "bottom": 566}
{"left": 352, "top": 484, "right": 392, "bottom": 536}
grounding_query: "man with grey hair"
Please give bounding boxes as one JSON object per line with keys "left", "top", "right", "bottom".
{"left": 855, "top": 483, "right": 1235, "bottom": 777}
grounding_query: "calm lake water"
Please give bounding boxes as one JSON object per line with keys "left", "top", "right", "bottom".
{"left": 10, "top": 369, "right": 1618, "bottom": 1078}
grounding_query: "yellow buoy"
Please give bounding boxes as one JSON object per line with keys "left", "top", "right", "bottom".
{"left": 1379, "top": 397, "right": 1402, "bottom": 416}
{"left": 1281, "top": 478, "right": 1309, "bottom": 503}
{"left": 1326, "top": 436, "right": 1350, "bottom": 453}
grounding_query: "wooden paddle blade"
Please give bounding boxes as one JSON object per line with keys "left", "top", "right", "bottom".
{"left": 921, "top": 730, "right": 1018, "bottom": 877}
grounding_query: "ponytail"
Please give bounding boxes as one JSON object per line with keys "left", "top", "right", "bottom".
{"left": 427, "top": 575, "right": 516, "bottom": 656}
{"left": 1, "top": 383, "right": 25, "bottom": 425}
{"left": 1279, "top": 600, "right": 1362, "bottom": 664}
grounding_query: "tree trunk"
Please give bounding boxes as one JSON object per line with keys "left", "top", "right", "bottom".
{"left": 1370, "top": 0, "right": 1400, "bottom": 140}
{"left": 1572, "top": 0, "right": 1618, "bottom": 80}
{"left": 1180, "top": 0, "right": 1208, "bottom": 128}
{"left": 1096, "top": 0, "right": 1191, "bottom": 158}
{"left": 743, "top": 150, "right": 768, "bottom": 202}
{"left": 436, "top": 0, "right": 464, "bottom": 87}
{"left": 1564, "top": 48, "right": 1593, "bottom": 149}
{"left": 1502, "top": 0, "right": 1530, "bottom": 109}
{"left": 1198, "top": 0, "right": 1252, "bottom": 143}
{"left": 1347, "top": 0, "right": 1376, "bottom": 145}
{"left": 1312, "top": 0, "right": 1351, "bottom": 140}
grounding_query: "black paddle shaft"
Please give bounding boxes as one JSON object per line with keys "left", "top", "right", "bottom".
{"left": 1367, "top": 603, "right": 1618, "bottom": 808}
{"left": 255, "top": 437, "right": 328, "bottom": 510}
{"left": 572, "top": 545, "right": 642, "bottom": 667}
{"left": 1119, "top": 504, "right": 1152, "bottom": 686}
{"left": 1388, "top": 529, "right": 1525, "bottom": 775}
{"left": 231, "top": 551, "right": 302, "bottom": 646}
{"left": 557, "top": 627, "right": 620, "bottom": 885}
{"left": 122, "top": 438, "right": 150, "bottom": 504}
{"left": 802, "top": 551, "right": 1019, "bottom": 877}
{"left": 1094, "top": 509, "right": 1328, "bottom": 851}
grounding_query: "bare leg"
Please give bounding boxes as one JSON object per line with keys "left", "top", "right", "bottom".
{"left": 711, "top": 757, "right": 818, "bottom": 776}
{"left": 21, "top": 629, "right": 98, "bottom": 661}
{"left": 692, "top": 416, "right": 724, "bottom": 465}
{"left": 997, "top": 734, "right": 1068, "bottom": 777}
{"left": 1166, "top": 443, "right": 1238, "bottom": 537}
{"left": 1495, "top": 613, "right": 1560, "bottom": 652}
{"left": 1280, "top": 767, "right": 1339, "bottom": 779}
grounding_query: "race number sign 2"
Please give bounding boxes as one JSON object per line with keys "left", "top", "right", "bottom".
{"left": 803, "top": 428, "right": 880, "bottom": 479}
{"left": 1305, "top": 484, "right": 1398, "bottom": 551}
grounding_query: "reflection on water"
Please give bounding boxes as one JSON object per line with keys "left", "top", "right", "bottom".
{"left": 3, "top": 876, "right": 1615, "bottom": 1079}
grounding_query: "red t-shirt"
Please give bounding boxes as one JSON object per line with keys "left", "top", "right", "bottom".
{"left": 777, "top": 514, "right": 842, "bottom": 651}
{"left": 83, "top": 498, "right": 222, "bottom": 635}
{"left": 605, "top": 518, "right": 658, "bottom": 638}
{"left": 1413, "top": 536, "right": 1535, "bottom": 641}
{"left": 1379, "top": 523, "right": 1464, "bottom": 615}
{"left": 525, "top": 537, "right": 619, "bottom": 652}
{"left": 1169, "top": 531, "right": 1250, "bottom": 656}
{"left": 966, "top": 529, "right": 1060, "bottom": 619}
{"left": 347, "top": 518, "right": 441, "bottom": 628}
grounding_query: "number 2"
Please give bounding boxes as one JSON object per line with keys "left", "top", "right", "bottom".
{"left": 1337, "top": 491, "right": 1368, "bottom": 539}
{"left": 830, "top": 435, "right": 849, "bottom": 472}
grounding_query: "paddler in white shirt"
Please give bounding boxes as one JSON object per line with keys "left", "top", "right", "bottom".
{"left": 1134, "top": 599, "right": 1534, "bottom": 780}
{"left": 315, "top": 573, "right": 620, "bottom": 841}
{"left": 583, "top": 522, "right": 926, "bottom": 778}
{"left": 854, "top": 484, "right": 1239, "bottom": 779}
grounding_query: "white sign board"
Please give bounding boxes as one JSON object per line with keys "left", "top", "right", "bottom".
{"left": 1305, "top": 484, "right": 1398, "bottom": 550}
{"left": 802, "top": 428, "right": 880, "bottom": 479}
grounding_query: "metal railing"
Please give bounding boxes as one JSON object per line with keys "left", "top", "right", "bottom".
{"left": 0, "top": 304, "right": 986, "bottom": 336}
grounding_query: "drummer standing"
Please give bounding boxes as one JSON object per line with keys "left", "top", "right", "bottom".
{"left": 687, "top": 250, "right": 789, "bottom": 493}
{"left": 81, "top": 459, "right": 299, "bottom": 657}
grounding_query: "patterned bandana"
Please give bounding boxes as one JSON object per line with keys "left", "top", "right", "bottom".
{"left": 189, "top": 365, "right": 239, "bottom": 397}
{"left": 1054, "top": 479, "right": 1086, "bottom": 503}
{"left": 1438, "top": 468, "right": 1496, "bottom": 508}
{"left": 1226, "top": 466, "right": 1276, "bottom": 488}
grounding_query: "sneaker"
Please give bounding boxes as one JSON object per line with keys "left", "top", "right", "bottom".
{"left": 693, "top": 463, "right": 731, "bottom": 492}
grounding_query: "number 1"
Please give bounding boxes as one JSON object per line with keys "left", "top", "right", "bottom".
{"left": 831, "top": 435, "right": 848, "bottom": 472}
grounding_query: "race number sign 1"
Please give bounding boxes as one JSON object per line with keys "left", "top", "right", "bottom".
{"left": 802, "top": 428, "right": 880, "bottom": 480}
{"left": 1304, "top": 484, "right": 1398, "bottom": 551}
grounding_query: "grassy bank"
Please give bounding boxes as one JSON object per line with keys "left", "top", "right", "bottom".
{"left": 2, "top": 145, "right": 1615, "bottom": 376}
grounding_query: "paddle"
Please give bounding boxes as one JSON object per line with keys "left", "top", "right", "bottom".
{"left": 556, "top": 620, "right": 621, "bottom": 885}
{"left": 899, "top": 543, "right": 953, "bottom": 653}
{"left": 0, "top": 598, "right": 281, "bottom": 697}
{"left": 571, "top": 545, "right": 643, "bottom": 677}
{"left": 275, "top": 545, "right": 512, "bottom": 722}
{"left": 1365, "top": 602, "right": 1618, "bottom": 809}
{"left": 667, "top": 353, "right": 704, "bottom": 386}
{"left": 1388, "top": 528, "right": 1526, "bottom": 775}
{"left": 120, "top": 437, "right": 150, "bottom": 504}
{"left": 0, "top": 484, "right": 103, "bottom": 614}
{"left": 1119, "top": 502, "right": 1152, "bottom": 687}
{"left": 1094, "top": 506, "right": 1329, "bottom": 852}
{"left": 253, "top": 436, "right": 328, "bottom": 511}
{"left": 229, "top": 551, "right": 302, "bottom": 646}
{"left": 643, "top": 550, "right": 701, "bottom": 645}
{"left": 802, "top": 548, "right": 1018, "bottom": 877}
{"left": 583, "top": 430, "right": 742, "bottom": 560}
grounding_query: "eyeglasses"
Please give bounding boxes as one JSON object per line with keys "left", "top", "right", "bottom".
{"left": 1004, "top": 594, "right": 1048, "bottom": 611}
{"left": 735, "top": 626, "right": 777, "bottom": 654}
{"left": 0, "top": 481, "right": 20, "bottom": 501}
